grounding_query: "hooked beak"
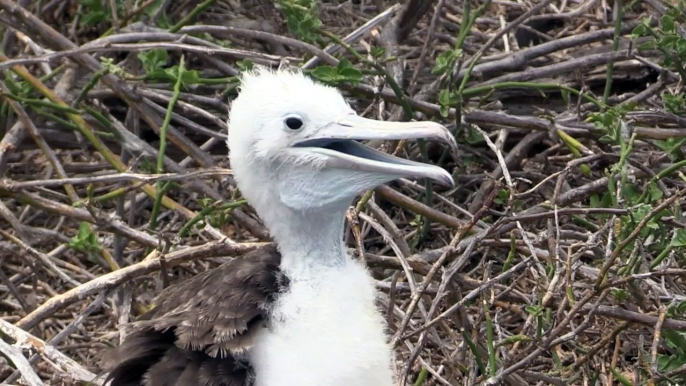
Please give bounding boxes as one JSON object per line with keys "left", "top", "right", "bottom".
{"left": 290, "top": 115, "right": 456, "bottom": 187}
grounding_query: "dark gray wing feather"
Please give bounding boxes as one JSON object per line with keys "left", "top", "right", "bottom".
{"left": 103, "top": 246, "right": 284, "bottom": 386}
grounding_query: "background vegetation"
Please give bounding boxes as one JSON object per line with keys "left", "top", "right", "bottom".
{"left": 0, "top": 0, "right": 685, "bottom": 384}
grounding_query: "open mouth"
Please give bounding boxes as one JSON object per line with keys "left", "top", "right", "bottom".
{"left": 290, "top": 138, "right": 454, "bottom": 187}
{"left": 292, "top": 138, "right": 422, "bottom": 167}
{"left": 292, "top": 138, "right": 351, "bottom": 152}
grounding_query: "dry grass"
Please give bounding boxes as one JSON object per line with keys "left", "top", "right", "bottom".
{"left": 0, "top": 0, "right": 685, "bottom": 385}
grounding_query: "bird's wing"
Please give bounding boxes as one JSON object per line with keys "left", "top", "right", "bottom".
{"left": 103, "top": 246, "right": 284, "bottom": 386}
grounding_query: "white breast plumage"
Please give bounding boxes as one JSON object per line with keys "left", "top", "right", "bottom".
{"left": 249, "top": 261, "right": 393, "bottom": 386}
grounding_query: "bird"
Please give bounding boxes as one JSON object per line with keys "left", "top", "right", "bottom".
{"left": 103, "top": 67, "right": 456, "bottom": 386}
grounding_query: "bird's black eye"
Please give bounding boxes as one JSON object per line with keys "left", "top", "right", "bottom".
{"left": 285, "top": 117, "right": 303, "bottom": 130}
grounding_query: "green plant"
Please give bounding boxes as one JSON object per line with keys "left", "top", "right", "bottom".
{"left": 137, "top": 49, "right": 203, "bottom": 88}
{"left": 68, "top": 222, "right": 102, "bottom": 262}
{"left": 432, "top": 0, "right": 491, "bottom": 123}
{"left": 197, "top": 198, "right": 231, "bottom": 228}
{"left": 80, "top": 0, "right": 109, "bottom": 26}
{"left": 79, "top": 0, "right": 125, "bottom": 27}
{"left": 236, "top": 59, "right": 255, "bottom": 72}
{"left": 653, "top": 330, "right": 686, "bottom": 383}
{"left": 632, "top": 6, "right": 686, "bottom": 82}
{"left": 437, "top": 88, "right": 458, "bottom": 118}
{"left": 663, "top": 92, "right": 685, "bottom": 115}
{"left": 610, "top": 288, "right": 630, "bottom": 303}
{"left": 654, "top": 137, "right": 686, "bottom": 161}
{"left": 178, "top": 199, "right": 247, "bottom": 237}
{"left": 587, "top": 102, "right": 637, "bottom": 145}
{"left": 432, "top": 48, "right": 462, "bottom": 76}
{"left": 310, "top": 58, "right": 363, "bottom": 85}
{"left": 139, "top": 49, "right": 169, "bottom": 74}
{"left": 278, "top": 0, "right": 321, "bottom": 43}
{"left": 494, "top": 189, "right": 509, "bottom": 206}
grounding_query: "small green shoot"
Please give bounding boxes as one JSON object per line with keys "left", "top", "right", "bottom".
{"left": 610, "top": 288, "right": 630, "bottom": 303}
{"left": 632, "top": 9, "right": 686, "bottom": 81}
{"left": 237, "top": 59, "right": 255, "bottom": 72}
{"left": 651, "top": 329, "right": 686, "bottom": 383}
{"left": 432, "top": 48, "right": 462, "bottom": 76}
{"left": 80, "top": 0, "right": 115, "bottom": 27}
{"left": 310, "top": 58, "right": 363, "bottom": 85}
{"left": 68, "top": 222, "right": 102, "bottom": 263}
{"left": 654, "top": 137, "right": 686, "bottom": 161}
{"left": 663, "top": 92, "right": 685, "bottom": 115}
{"left": 278, "top": 0, "right": 321, "bottom": 43}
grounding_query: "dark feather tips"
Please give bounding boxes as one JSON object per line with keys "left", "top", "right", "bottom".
{"left": 103, "top": 246, "right": 284, "bottom": 386}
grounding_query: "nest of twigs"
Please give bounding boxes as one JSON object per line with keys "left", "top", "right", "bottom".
{"left": 0, "top": 0, "right": 685, "bottom": 385}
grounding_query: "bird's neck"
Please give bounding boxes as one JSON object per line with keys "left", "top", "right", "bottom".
{"left": 259, "top": 201, "right": 351, "bottom": 278}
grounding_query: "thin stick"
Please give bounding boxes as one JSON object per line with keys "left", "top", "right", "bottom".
{"left": 0, "top": 319, "right": 99, "bottom": 385}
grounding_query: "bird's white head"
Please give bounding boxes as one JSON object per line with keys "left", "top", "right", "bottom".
{"left": 228, "top": 67, "right": 455, "bottom": 209}
{"left": 227, "top": 67, "right": 455, "bottom": 266}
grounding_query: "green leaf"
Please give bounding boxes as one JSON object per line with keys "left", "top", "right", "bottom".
{"left": 79, "top": 0, "right": 108, "bottom": 26}
{"left": 236, "top": 59, "right": 254, "bottom": 72}
{"left": 143, "top": 0, "right": 164, "bottom": 18}
{"left": 81, "top": 11, "right": 108, "bottom": 26}
{"left": 80, "top": 0, "right": 103, "bottom": 11}
{"left": 138, "top": 49, "right": 169, "bottom": 74}
{"left": 438, "top": 88, "right": 451, "bottom": 106}
{"left": 648, "top": 183, "right": 664, "bottom": 202}
{"left": 431, "top": 49, "right": 461, "bottom": 75}
{"left": 662, "top": 35, "right": 679, "bottom": 50}
{"left": 654, "top": 137, "right": 686, "bottom": 161}
{"left": 68, "top": 221, "right": 102, "bottom": 256}
{"left": 286, "top": 14, "right": 300, "bottom": 35}
{"left": 311, "top": 66, "right": 337, "bottom": 82}
{"left": 610, "top": 288, "right": 630, "bottom": 303}
{"left": 278, "top": 0, "right": 320, "bottom": 43}
{"left": 664, "top": 330, "right": 686, "bottom": 352}
{"left": 631, "top": 23, "right": 649, "bottom": 39}
{"left": 661, "top": 14, "right": 676, "bottom": 33}
{"left": 663, "top": 93, "right": 685, "bottom": 114}
{"left": 631, "top": 204, "right": 652, "bottom": 222}
{"left": 494, "top": 189, "right": 509, "bottom": 205}
{"left": 525, "top": 305, "right": 543, "bottom": 317}
{"left": 657, "top": 353, "right": 685, "bottom": 372}
{"left": 463, "top": 124, "right": 484, "bottom": 144}
{"left": 337, "top": 57, "right": 353, "bottom": 70}
{"left": 339, "top": 67, "right": 363, "bottom": 84}
{"left": 433, "top": 56, "right": 447, "bottom": 75}
{"left": 180, "top": 69, "right": 201, "bottom": 88}
{"left": 672, "top": 229, "right": 686, "bottom": 247}
{"left": 160, "top": 65, "right": 200, "bottom": 89}
{"left": 590, "top": 194, "right": 600, "bottom": 208}
{"left": 669, "top": 300, "right": 686, "bottom": 318}
{"left": 370, "top": 47, "right": 386, "bottom": 58}
{"left": 298, "top": 16, "right": 316, "bottom": 36}
{"left": 560, "top": 89, "right": 570, "bottom": 105}
{"left": 638, "top": 40, "right": 657, "bottom": 51}
{"left": 677, "top": 39, "right": 686, "bottom": 62}
{"left": 600, "top": 192, "right": 613, "bottom": 208}
{"left": 310, "top": 62, "right": 361, "bottom": 85}
{"left": 78, "top": 222, "right": 90, "bottom": 240}
{"left": 621, "top": 183, "right": 641, "bottom": 204}
{"left": 439, "top": 105, "right": 449, "bottom": 118}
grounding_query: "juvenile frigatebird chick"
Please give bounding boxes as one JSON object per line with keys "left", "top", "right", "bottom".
{"left": 105, "top": 67, "right": 456, "bottom": 386}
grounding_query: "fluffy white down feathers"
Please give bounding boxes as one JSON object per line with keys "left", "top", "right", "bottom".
{"left": 248, "top": 261, "right": 394, "bottom": 386}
